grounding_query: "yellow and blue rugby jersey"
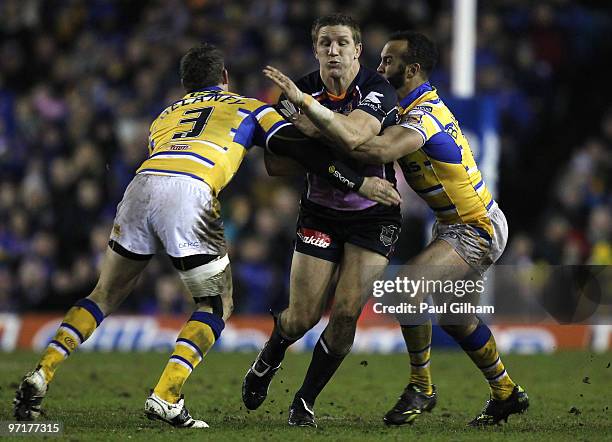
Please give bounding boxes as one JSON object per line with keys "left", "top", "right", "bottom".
{"left": 136, "top": 86, "right": 291, "bottom": 195}
{"left": 397, "top": 82, "right": 495, "bottom": 238}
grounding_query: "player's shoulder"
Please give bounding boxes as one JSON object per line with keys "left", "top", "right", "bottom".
{"left": 295, "top": 70, "right": 324, "bottom": 94}
{"left": 234, "top": 96, "right": 285, "bottom": 126}
{"left": 423, "top": 98, "right": 456, "bottom": 125}
{"left": 232, "top": 94, "right": 274, "bottom": 114}
{"left": 356, "top": 65, "right": 396, "bottom": 96}
{"left": 355, "top": 66, "right": 397, "bottom": 119}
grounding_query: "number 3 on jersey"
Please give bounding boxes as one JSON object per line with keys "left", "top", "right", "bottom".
{"left": 172, "top": 107, "right": 214, "bottom": 139}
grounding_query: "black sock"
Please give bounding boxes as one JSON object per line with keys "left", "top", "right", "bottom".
{"left": 296, "top": 335, "right": 346, "bottom": 405}
{"left": 260, "top": 315, "right": 298, "bottom": 367}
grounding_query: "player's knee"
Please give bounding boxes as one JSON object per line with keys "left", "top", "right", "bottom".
{"left": 285, "top": 315, "right": 318, "bottom": 337}
{"left": 283, "top": 308, "right": 321, "bottom": 336}
{"left": 221, "top": 296, "right": 234, "bottom": 321}
{"left": 179, "top": 255, "right": 233, "bottom": 310}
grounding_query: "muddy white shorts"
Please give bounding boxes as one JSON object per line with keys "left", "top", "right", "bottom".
{"left": 110, "top": 174, "right": 226, "bottom": 258}
{"left": 432, "top": 202, "right": 508, "bottom": 274}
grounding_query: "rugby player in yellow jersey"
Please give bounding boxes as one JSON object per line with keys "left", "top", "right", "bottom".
{"left": 346, "top": 31, "right": 529, "bottom": 426}
{"left": 12, "top": 43, "right": 401, "bottom": 428}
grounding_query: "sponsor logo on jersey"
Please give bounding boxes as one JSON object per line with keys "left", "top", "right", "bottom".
{"left": 328, "top": 165, "right": 355, "bottom": 189}
{"left": 380, "top": 225, "right": 399, "bottom": 247}
{"left": 297, "top": 228, "right": 332, "bottom": 248}
{"left": 169, "top": 144, "right": 191, "bottom": 151}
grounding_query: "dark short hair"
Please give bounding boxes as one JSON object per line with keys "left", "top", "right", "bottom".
{"left": 180, "top": 43, "right": 225, "bottom": 92}
{"left": 311, "top": 13, "right": 361, "bottom": 46}
{"left": 388, "top": 31, "right": 438, "bottom": 76}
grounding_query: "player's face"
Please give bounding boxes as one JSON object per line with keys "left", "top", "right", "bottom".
{"left": 377, "top": 41, "right": 408, "bottom": 90}
{"left": 314, "top": 25, "right": 362, "bottom": 79}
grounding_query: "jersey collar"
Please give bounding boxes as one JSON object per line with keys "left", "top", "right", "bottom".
{"left": 192, "top": 86, "right": 224, "bottom": 93}
{"left": 399, "top": 81, "right": 434, "bottom": 109}
{"left": 320, "top": 65, "right": 364, "bottom": 101}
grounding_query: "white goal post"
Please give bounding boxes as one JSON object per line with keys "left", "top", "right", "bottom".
{"left": 452, "top": 0, "right": 477, "bottom": 98}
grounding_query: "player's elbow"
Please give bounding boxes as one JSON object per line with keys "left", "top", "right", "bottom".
{"left": 338, "top": 130, "right": 376, "bottom": 152}
{"left": 363, "top": 147, "right": 391, "bottom": 165}
{"left": 334, "top": 134, "right": 361, "bottom": 152}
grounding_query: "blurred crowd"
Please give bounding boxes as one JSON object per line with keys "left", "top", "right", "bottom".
{"left": 0, "top": 0, "right": 610, "bottom": 314}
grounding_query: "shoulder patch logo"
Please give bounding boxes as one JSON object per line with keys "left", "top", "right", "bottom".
{"left": 362, "top": 91, "right": 384, "bottom": 105}
{"left": 401, "top": 110, "right": 424, "bottom": 126}
{"left": 359, "top": 91, "right": 385, "bottom": 114}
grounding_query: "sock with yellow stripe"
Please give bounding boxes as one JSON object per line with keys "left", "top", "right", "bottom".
{"left": 38, "top": 298, "right": 105, "bottom": 383}
{"left": 153, "top": 311, "right": 225, "bottom": 403}
{"left": 401, "top": 320, "right": 433, "bottom": 395}
{"left": 457, "top": 320, "right": 516, "bottom": 400}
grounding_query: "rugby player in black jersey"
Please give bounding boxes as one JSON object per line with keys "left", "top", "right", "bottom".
{"left": 242, "top": 14, "right": 401, "bottom": 427}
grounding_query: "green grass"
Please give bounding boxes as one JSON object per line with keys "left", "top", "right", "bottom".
{"left": 1, "top": 351, "right": 610, "bottom": 441}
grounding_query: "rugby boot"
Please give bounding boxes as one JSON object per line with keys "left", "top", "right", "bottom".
{"left": 383, "top": 383, "right": 437, "bottom": 425}
{"left": 13, "top": 367, "right": 48, "bottom": 421}
{"left": 468, "top": 385, "right": 529, "bottom": 426}
{"left": 144, "top": 392, "right": 209, "bottom": 428}
{"left": 288, "top": 395, "right": 317, "bottom": 428}
{"left": 242, "top": 350, "right": 281, "bottom": 410}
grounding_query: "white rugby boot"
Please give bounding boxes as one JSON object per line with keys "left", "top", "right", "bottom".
{"left": 144, "top": 392, "right": 209, "bottom": 428}
{"left": 13, "top": 367, "right": 48, "bottom": 421}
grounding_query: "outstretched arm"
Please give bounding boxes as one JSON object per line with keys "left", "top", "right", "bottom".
{"left": 264, "top": 66, "right": 383, "bottom": 152}
{"left": 348, "top": 125, "right": 425, "bottom": 165}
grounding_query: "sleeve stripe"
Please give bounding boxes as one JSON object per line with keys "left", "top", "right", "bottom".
{"left": 252, "top": 104, "right": 268, "bottom": 114}
{"left": 265, "top": 121, "right": 292, "bottom": 147}
{"left": 254, "top": 107, "right": 275, "bottom": 121}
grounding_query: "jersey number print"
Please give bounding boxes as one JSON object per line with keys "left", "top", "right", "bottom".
{"left": 172, "top": 107, "right": 214, "bottom": 139}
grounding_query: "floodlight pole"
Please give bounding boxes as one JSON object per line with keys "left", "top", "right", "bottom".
{"left": 451, "top": 0, "right": 477, "bottom": 98}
